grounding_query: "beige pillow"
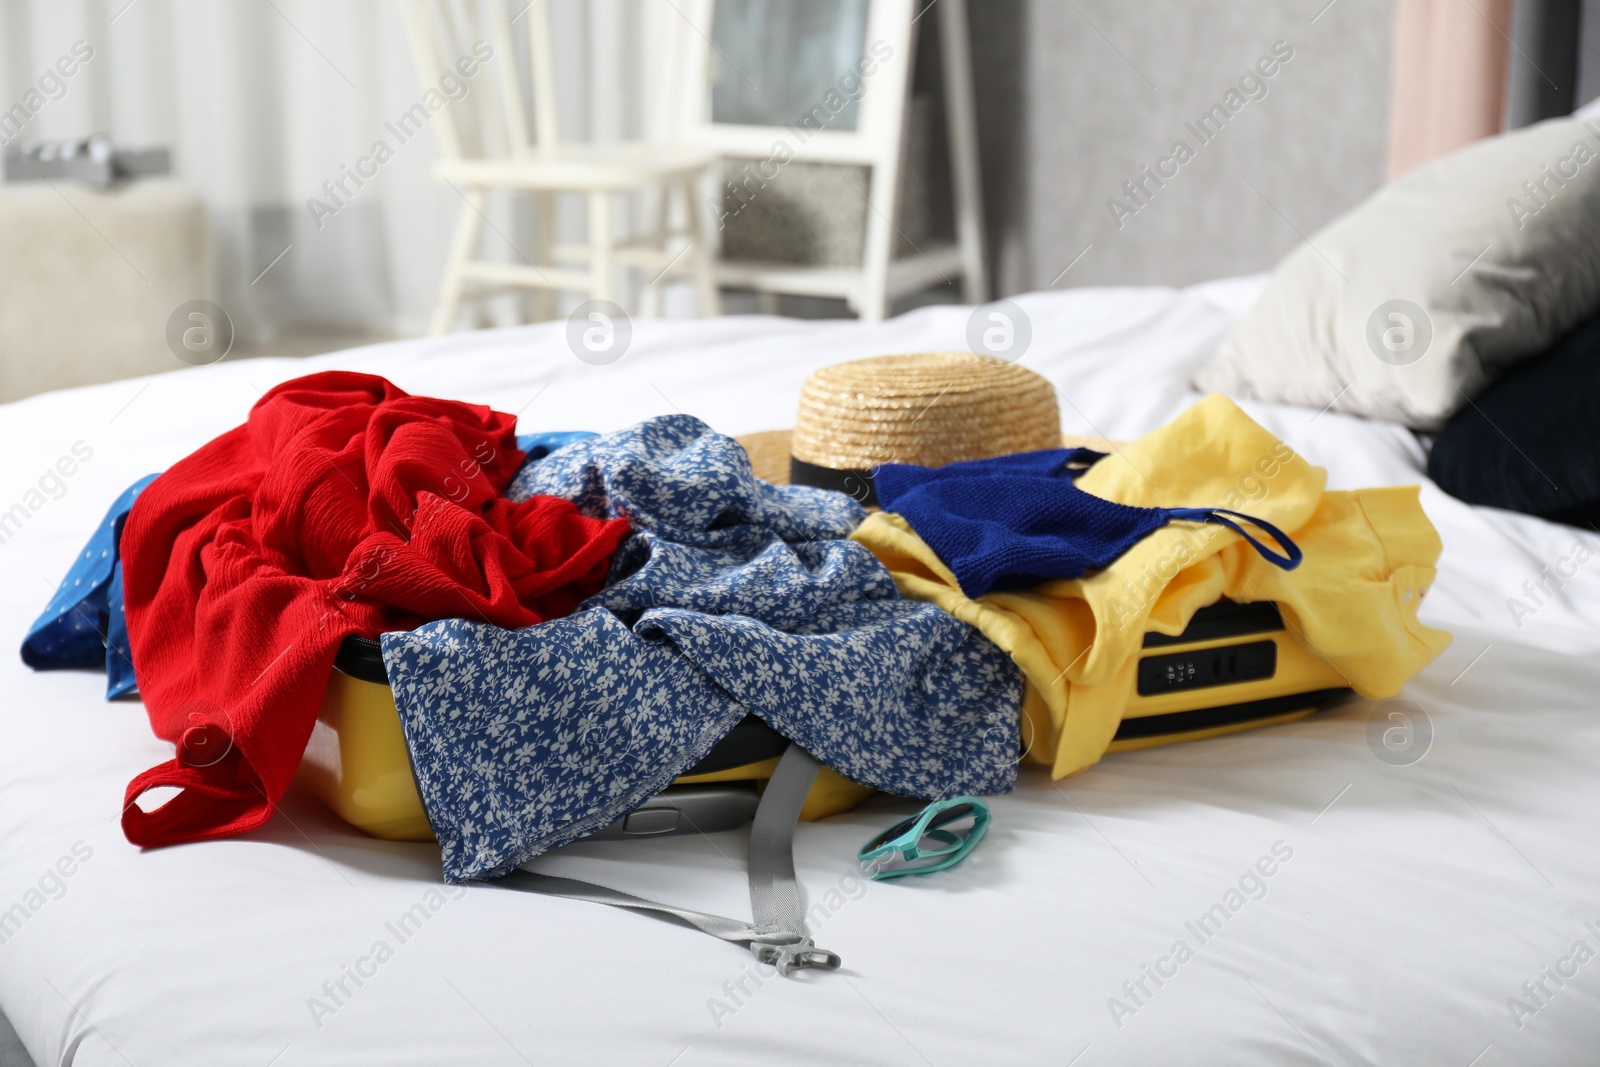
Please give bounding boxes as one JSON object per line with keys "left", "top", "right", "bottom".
{"left": 1197, "top": 116, "right": 1600, "bottom": 428}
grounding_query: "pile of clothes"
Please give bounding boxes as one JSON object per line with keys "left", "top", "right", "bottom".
{"left": 387, "top": 414, "right": 1020, "bottom": 881}
{"left": 22, "top": 372, "right": 1450, "bottom": 887}
{"left": 852, "top": 395, "right": 1451, "bottom": 778}
{"left": 23, "top": 372, "right": 1020, "bottom": 881}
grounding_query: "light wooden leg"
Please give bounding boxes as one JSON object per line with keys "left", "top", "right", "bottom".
{"left": 682, "top": 178, "right": 721, "bottom": 317}
{"left": 940, "top": 0, "right": 989, "bottom": 303}
{"left": 640, "top": 282, "right": 663, "bottom": 318}
{"left": 758, "top": 292, "right": 781, "bottom": 315}
{"left": 532, "top": 190, "right": 557, "bottom": 321}
{"left": 431, "top": 187, "right": 487, "bottom": 335}
{"left": 640, "top": 185, "right": 665, "bottom": 318}
{"left": 858, "top": 153, "right": 899, "bottom": 323}
{"left": 855, "top": 6, "right": 915, "bottom": 322}
{"left": 587, "top": 190, "right": 614, "bottom": 304}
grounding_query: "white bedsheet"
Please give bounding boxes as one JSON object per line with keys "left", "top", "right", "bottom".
{"left": 1, "top": 280, "right": 1598, "bottom": 1066}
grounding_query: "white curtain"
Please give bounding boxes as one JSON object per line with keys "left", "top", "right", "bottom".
{"left": 0, "top": 0, "right": 665, "bottom": 344}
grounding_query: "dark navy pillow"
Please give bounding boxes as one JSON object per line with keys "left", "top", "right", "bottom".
{"left": 1428, "top": 315, "right": 1600, "bottom": 528}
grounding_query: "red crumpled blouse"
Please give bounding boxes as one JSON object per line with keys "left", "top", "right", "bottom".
{"left": 119, "top": 371, "right": 629, "bottom": 847}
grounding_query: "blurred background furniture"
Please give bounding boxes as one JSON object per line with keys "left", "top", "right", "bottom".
{"left": 399, "top": 0, "right": 720, "bottom": 332}
{"left": 0, "top": 179, "right": 206, "bottom": 401}
{"left": 5, "top": 1, "right": 1600, "bottom": 393}
{"left": 678, "top": 0, "right": 986, "bottom": 321}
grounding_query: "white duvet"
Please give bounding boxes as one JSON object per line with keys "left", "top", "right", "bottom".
{"left": 1, "top": 278, "right": 1598, "bottom": 1066}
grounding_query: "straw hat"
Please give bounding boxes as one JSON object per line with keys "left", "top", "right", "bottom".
{"left": 779, "top": 352, "right": 1064, "bottom": 505}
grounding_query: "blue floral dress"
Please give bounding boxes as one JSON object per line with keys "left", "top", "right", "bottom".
{"left": 381, "top": 416, "right": 1023, "bottom": 882}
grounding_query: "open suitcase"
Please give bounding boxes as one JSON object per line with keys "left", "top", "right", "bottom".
{"left": 297, "top": 636, "right": 876, "bottom": 842}
{"left": 298, "top": 598, "right": 1351, "bottom": 842}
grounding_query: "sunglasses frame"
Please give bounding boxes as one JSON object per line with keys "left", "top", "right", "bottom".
{"left": 857, "top": 796, "right": 991, "bottom": 881}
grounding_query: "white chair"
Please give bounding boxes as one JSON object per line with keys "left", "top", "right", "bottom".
{"left": 399, "top": 0, "right": 721, "bottom": 334}
{"left": 672, "top": 0, "right": 987, "bottom": 322}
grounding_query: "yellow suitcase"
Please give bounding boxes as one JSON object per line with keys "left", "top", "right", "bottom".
{"left": 296, "top": 636, "right": 874, "bottom": 842}
{"left": 298, "top": 599, "right": 1348, "bottom": 841}
{"left": 1107, "top": 598, "right": 1350, "bottom": 753}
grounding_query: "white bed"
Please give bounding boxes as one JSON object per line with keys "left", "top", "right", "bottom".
{"left": 2, "top": 278, "right": 1598, "bottom": 1066}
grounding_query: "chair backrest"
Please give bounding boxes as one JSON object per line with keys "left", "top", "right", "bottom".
{"left": 398, "top": 0, "right": 561, "bottom": 160}
{"left": 669, "top": 0, "right": 915, "bottom": 169}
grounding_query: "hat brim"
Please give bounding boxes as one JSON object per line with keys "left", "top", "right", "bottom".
{"left": 735, "top": 430, "right": 1122, "bottom": 488}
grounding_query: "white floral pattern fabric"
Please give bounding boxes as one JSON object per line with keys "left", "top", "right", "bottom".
{"left": 382, "top": 416, "right": 1022, "bottom": 882}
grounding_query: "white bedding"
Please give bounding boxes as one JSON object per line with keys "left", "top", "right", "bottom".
{"left": 2, "top": 279, "right": 1598, "bottom": 1066}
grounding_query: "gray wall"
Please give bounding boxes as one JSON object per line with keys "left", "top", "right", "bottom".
{"left": 1507, "top": 0, "right": 1581, "bottom": 125}
{"left": 968, "top": 0, "right": 1395, "bottom": 295}
{"left": 1582, "top": 0, "right": 1600, "bottom": 104}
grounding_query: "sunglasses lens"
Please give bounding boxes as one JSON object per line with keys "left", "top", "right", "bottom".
{"left": 926, "top": 802, "right": 975, "bottom": 831}
{"left": 863, "top": 812, "right": 920, "bottom": 853}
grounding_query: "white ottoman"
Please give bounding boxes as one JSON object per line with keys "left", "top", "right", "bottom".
{"left": 0, "top": 179, "right": 207, "bottom": 402}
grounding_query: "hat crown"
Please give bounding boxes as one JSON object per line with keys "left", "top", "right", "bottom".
{"left": 792, "top": 352, "right": 1061, "bottom": 471}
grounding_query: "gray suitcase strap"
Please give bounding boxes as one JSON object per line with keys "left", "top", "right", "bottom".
{"left": 492, "top": 743, "right": 843, "bottom": 977}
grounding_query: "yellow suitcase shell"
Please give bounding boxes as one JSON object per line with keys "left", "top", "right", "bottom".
{"left": 1106, "top": 629, "right": 1348, "bottom": 750}
{"left": 298, "top": 601, "right": 1347, "bottom": 842}
{"left": 297, "top": 663, "right": 874, "bottom": 843}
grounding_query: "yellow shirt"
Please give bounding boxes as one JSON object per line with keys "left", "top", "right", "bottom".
{"left": 851, "top": 394, "right": 1451, "bottom": 778}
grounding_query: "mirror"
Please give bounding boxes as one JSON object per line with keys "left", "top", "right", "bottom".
{"left": 709, "top": 0, "right": 870, "bottom": 130}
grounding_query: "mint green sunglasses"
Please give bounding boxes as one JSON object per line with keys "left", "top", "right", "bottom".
{"left": 858, "top": 797, "right": 991, "bottom": 881}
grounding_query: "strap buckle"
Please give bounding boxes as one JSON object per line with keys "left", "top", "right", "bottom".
{"left": 751, "top": 936, "right": 842, "bottom": 977}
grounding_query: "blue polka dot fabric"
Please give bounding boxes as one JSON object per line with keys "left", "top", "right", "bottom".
{"left": 381, "top": 416, "right": 1023, "bottom": 883}
{"left": 22, "top": 474, "right": 159, "bottom": 699}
